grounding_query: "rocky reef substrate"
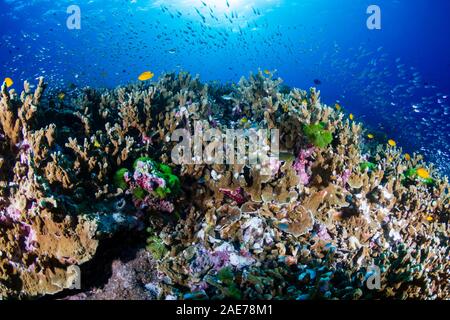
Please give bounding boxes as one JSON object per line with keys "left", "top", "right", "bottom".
{"left": 0, "top": 72, "right": 448, "bottom": 299}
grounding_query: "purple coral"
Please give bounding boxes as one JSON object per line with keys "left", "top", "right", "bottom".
{"left": 124, "top": 159, "right": 177, "bottom": 214}
{"left": 142, "top": 134, "right": 152, "bottom": 145}
{"left": 293, "top": 147, "right": 315, "bottom": 185}
{"left": 189, "top": 245, "right": 213, "bottom": 275}
{"left": 315, "top": 223, "right": 332, "bottom": 241}
{"left": 134, "top": 197, "right": 174, "bottom": 213}
{"left": 0, "top": 205, "right": 38, "bottom": 252}
{"left": 269, "top": 157, "right": 282, "bottom": 175}
{"left": 341, "top": 169, "right": 351, "bottom": 186}
{"left": 133, "top": 162, "right": 166, "bottom": 193}
{"left": 210, "top": 249, "right": 231, "bottom": 271}
{"left": 23, "top": 223, "right": 37, "bottom": 251}
{"left": 219, "top": 187, "right": 246, "bottom": 205}
{"left": 6, "top": 205, "right": 22, "bottom": 221}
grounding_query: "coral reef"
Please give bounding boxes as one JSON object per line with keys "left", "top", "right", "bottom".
{"left": 0, "top": 70, "right": 449, "bottom": 299}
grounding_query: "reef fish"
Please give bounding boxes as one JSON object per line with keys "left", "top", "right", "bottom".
{"left": 4, "top": 77, "right": 13, "bottom": 88}
{"left": 138, "top": 71, "right": 154, "bottom": 81}
{"left": 388, "top": 139, "right": 397, "bottom": 147}
{"left": 221, "top": 94, "right": 234, "bottom": 101}
{"left": 416, "top": 168, "right": 430, "bottom": 179}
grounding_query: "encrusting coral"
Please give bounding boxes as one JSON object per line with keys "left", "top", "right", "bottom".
{"left": 0, "top": 70, "right": 449, "bottom": 299}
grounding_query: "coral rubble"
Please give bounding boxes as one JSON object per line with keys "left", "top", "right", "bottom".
{"left": 0, "top": 71, "right": 449, "bottom": 299}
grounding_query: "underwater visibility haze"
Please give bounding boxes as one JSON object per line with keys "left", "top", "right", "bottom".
{"left": 0, "top": 0, "right": 449, "bottom": 301}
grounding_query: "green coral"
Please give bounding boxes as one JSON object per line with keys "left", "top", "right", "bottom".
{"left": 164, "top": 173, "right": 181, "bottom": 194}
{"left": 421, "top": 177, "right": 435, "bottom": 186}
{"left": 217, "top": 267, "right": 235, "bottom": 286}
{"left": 136, "top": 157, "right": 180, "bottom": 197}
{"left": 402, "top": 168, "right": 435, "bottom": 186}
{"left": 158, "top": 163, "right": 173, "bottom": 175}
{"left": 205, "top": 269, "right": 242, "bottom": 300}
{"left": 303, "top": 123, "right": 333, "bottom": 148}
{"left": 113, "top": 168, "right": 129, "bottom": 190}
{"left": 360, "top": 161, "right": 377, "bottom": 172}
{"left": 146, "top": 229, "right": 168, "bottom": 260}
{"left": 133, "top": 156, "right": 154, "bottom": 169}
{"left": 118, "top": 156, "right": 181, "bottom": 199}
{"left": 133, "top": 187, "right": 146, "bottom": 200}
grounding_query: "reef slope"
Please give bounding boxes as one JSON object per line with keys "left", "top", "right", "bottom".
{"left": 0, "top": 72, "right": 448, "bottom": 299}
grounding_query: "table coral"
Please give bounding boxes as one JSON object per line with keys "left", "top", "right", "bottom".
{"left": 0, "top": 71, "right": 449, "bottom": 300}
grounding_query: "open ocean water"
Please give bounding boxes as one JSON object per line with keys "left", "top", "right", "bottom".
{"left": 1, "top": 0, "right": 449, "bottom": 173}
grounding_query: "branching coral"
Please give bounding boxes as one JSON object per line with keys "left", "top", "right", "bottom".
{"left": 0, "top": 71, "right": 448, "bottom": 300}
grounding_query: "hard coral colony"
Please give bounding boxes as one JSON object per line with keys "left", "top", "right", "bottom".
{"left": 0, "top": 71, "right": 449, "bottom": 300}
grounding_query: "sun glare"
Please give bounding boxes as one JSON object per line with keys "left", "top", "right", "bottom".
{"left": 153, "top": 0, "right": 282, "bottom": 25}
{"left": 176, "top": 0, "right": 262, "bottom": 14}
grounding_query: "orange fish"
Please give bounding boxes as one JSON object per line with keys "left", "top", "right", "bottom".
{"left": 4, "top": 77, "right": 13, "bottom": 88}
{"left": 416, "top": 167, "right": 430, "bottom": 179}
{"left": 138, "top": 71, "right": 154, "bottom": 81}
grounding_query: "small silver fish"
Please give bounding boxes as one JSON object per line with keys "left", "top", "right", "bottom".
{"left": 221, "top": 94, "right": 234, "bottom": 101}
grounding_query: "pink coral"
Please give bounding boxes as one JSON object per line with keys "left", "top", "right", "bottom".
{"left": 133, "top": 171, "right": 166, "bottom": 193}
{"left": 316, "top": 224, "right": 332, "bottom": 241}
{"left": 293, "top": 147, "right": 315, "bottom": 185}
{"left": 5, "top": 205, "right": 21, "bottom": 221}
{"left": 341, "top": 169, "right": 351, "bottom": 186}
{"left": 269, "top": 157, "right": 282, "bottom": 175}
{"left": 219, "top": 187, "right": 246, "bottom": 205}
{"left": 23, "top": 224, "right": 37, "bottom": 251}
{"left": 135, "top": 196, "right": 174, "bottom": 213}
{"left": 142, "top": 134, "right": 152, "bottom": 145}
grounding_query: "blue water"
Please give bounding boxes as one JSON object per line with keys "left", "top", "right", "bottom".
{"left": 1, "top": 0, "right": 450, "bottom": 174}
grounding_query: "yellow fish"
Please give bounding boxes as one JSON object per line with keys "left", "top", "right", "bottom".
{"left": 426, "top": 216, "right": 433, "bottom": 222}
{"left": 404, "top": 153, "right": 411, "bottom": 161}
{"left": 367, "top": 133, "right": 374, "bottom": 139}
{"left": 416, "top": 167, "right": 430, "bottom": 179}
{"left": 335, "top": 103, "right": 341, "bottom": 111}
{"left": 388, "top": 139, "right": 396, "bottom": 147}
{"left": 349, "top": 113, "right": 354, "bottom": 121}
{"left": 94, "top": 139, "right": 101, "bottom": 148}
{"left": 57, "top": 92, "right": 65, "bottom": 101}
{"left": 4, "top": 77, "right": 13, "bottom": 88}
{"left": 240, "top": 117, "right": 248, "bottom": 124}
{"left": 264, "top": 69, "right": 271, "bottom": 75}
{"left": 138, "top": 71, "right": 154, "bottom": 81}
